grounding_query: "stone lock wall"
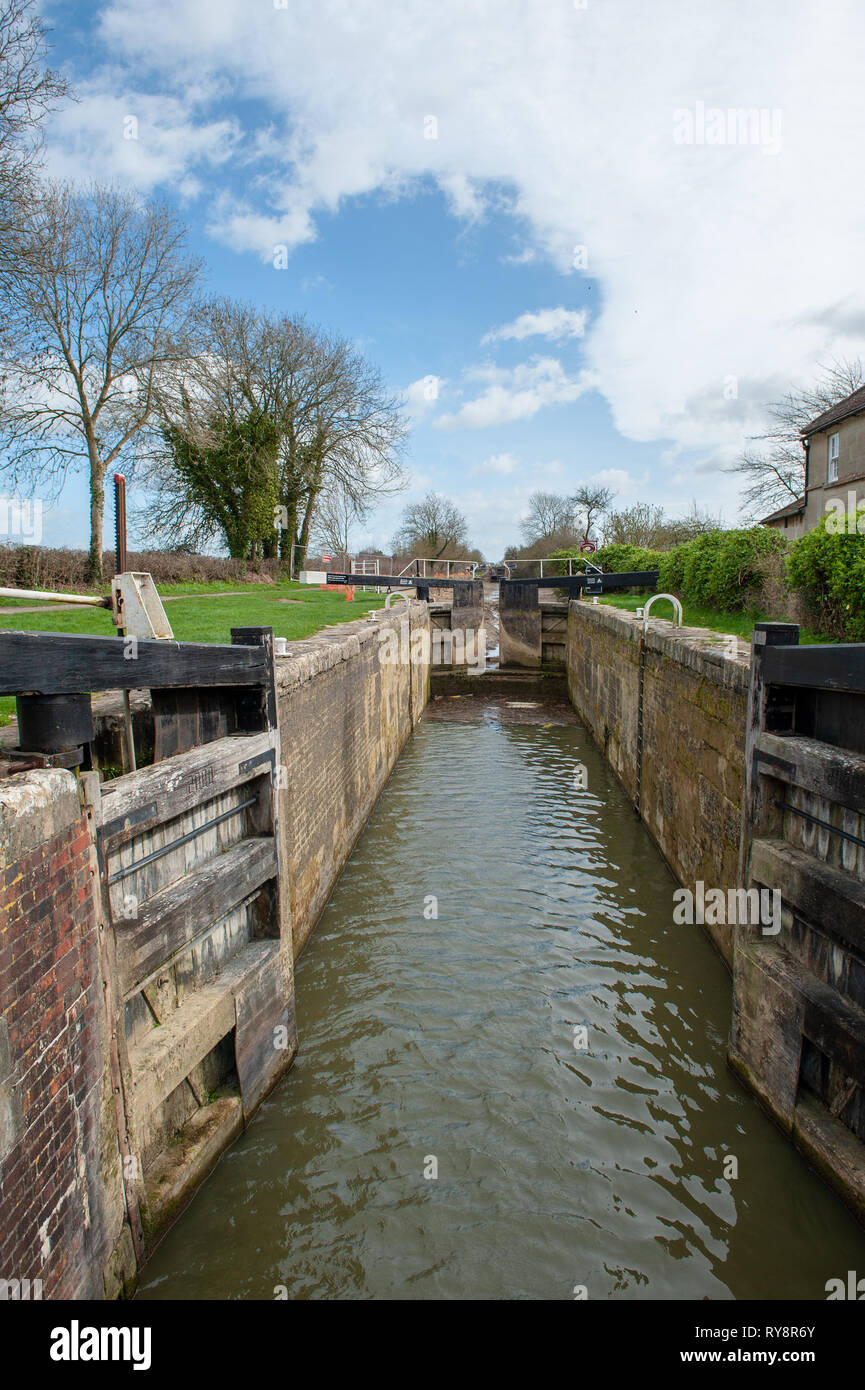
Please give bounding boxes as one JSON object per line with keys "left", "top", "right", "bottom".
{"left": 0, "top": 771, "right": 126, "bottom": 1300}
{"left": 566, "top": 601, "right": 750, "bottom": 964}
{"left": 276, "top": 602, "right": 431, "bottom": 959}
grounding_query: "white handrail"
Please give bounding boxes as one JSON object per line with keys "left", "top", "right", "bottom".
{"left": 395, "top": 557, "right": 479, "bottom": 579}
{"left": 384, "top": 591, "right": 412, "bottom": 612}
{"left": 0, "top": 585, "right": 108, "bottom": 607}
{"left": 506, "top": 556, "right": 591, "bottom": 578}
{"left": 640, "top": 593, "right": 683, "bottom": 631}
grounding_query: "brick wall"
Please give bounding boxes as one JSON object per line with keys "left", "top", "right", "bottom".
{"left": 566, "top": 601, "right": 750, "bottom": 964}
{"left": 277, "top": 604, "right": 430, "bottom": 957}
{"left": 0, "top": 771, "right": 122, "bottom": 1299}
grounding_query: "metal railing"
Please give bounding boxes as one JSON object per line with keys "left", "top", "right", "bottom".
{"left": 395, "top": 557, "right": 480, "bottom": 580}
{"left": 501, "top": 556, "right": 594, "bottom": 578}
{"left": 0, "top": 585, "right": 109, "bottom": 607}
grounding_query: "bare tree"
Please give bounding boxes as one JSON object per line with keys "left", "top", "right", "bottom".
{"left": 733, "top": 359, "right": 865, "bottom": 518}
{"left": 392, "top": 492, "right": 470, "bottom": 558}
{"left": 604, "top": 499, "right": 720, "bottom": 548}
{"left": 520, "top": 490, "right": 573, "bottom": 544}
{"left": 571, "top": 483, "right": 615, "bottom": 543}
{"left": 309, "top": 480, "right": 368, "bottom": 570}
{"left": 0, "top": 0, "right": 69, "bottom": 231}
{"left": 291, "top": 332, "right": 407, "bottom": 570}
{"left": 145, "top": 299, "right": 407, "bottom": 574}
{"left": 0, "top": 182, "right": 203, "bottom": 579}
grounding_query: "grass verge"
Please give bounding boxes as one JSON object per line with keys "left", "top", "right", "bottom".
{"left": 596, "top": 593, "right": 832, "bottom": 645}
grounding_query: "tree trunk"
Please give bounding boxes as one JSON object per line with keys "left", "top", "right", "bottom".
{"left": 88, "top": 464, "right": 105, "bottom": 585}
{"left": 280, "top": 499, "right": 299, "bottom": 576}
{"left": 297, "top": 503, "right": 314, "bottom": 569}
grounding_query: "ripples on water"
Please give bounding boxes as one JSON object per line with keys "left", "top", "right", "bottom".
{"left": 138, "top": 704, "right": 865, "bottom": 1300}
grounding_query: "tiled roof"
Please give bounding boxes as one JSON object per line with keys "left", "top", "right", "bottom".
{"left": 803, "top": 385, "right": 865, "bottom": 436}
{"left": 760, "top": 497, "right": 805, "bottom": 524}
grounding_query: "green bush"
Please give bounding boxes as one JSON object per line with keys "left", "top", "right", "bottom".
{"left": 680, "top": 529, "right": 726, "bottom": 605}
{"left": 558, "top": 529, "right": 795, "bottom": 614}
{"left": 658, "top": 527, "right": 788, "bottom": 611}
{"left": 787, "top": 510, "right": 865, "bottom": 640}
{"left": 542, "top": 549, "right": 587, "bottom": 576}
{"left": 591, "top": 543, "right": 663, "bottom": 574}
{"left": 708, "top": 528, "right": 789, "bottom": 609}
{"left": 658, "top": 541, "right": 690, "bottom": 593}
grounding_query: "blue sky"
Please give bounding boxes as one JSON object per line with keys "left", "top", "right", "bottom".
{"left": 10, "top": 0, "right": 865, "bottom": 558}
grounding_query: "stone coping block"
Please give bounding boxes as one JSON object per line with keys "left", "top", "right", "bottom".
{"left": 0, "top": 767, "right": 81, "bottom": 864}
{"left": 275, "top": 604, "right": 428, "bottom": 695}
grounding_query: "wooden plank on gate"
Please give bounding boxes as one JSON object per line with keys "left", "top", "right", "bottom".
{"left": 755, "top": 732, "right": 865, "bottom": 813}
{"left": 100, "top": 732, "right": 276, "bottom": 852}
{"left": 763, "top": 642, "right": 865, "bottom": 694}
{"left": 0, "top": 630, "right": 268, "bottom": 695}
{"left": 114, "top": 837, "right": 277, "bottom": 998}
{"left": 751, "top": 837, "right": 865, "bottom": 954}
{"left": 234, "top": 949, "right": 295, "bottom": 1118}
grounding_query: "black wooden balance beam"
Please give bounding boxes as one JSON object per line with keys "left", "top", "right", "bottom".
{"left": 0, "top": 628, "right": 272, "bottom": 696}
{"left": 499, "top": 571, "right": 659, "bottom": 594}
{"left": 325, "top": 572, "right": 476, "bottom": 589}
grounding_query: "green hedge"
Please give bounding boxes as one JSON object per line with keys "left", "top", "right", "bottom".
{"left": 555, "top": 518, "right": 865, "bottom": 640}
{"left": 657, "top": 528, "right": 788, "bottom": 610}
{"left": 786, "top": 508, "right": 865, "bottom": 640}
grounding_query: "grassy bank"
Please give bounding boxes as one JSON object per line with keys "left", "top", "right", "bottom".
{"left": 0, "top": 581, "right": 386, "bottom": 726}
{"left": 597, "top": 593, "right": 831, "bottom": 645}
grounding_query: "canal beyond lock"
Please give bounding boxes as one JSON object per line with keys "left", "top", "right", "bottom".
{"left": 138, "top": 696, "right": 865, "bottom": 1300}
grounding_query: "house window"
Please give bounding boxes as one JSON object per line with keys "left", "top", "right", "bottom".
{"left": 828, "top": 432, "right": 839, "bottom": 483}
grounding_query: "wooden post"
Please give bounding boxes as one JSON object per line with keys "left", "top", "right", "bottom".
{"left": 79, "top": 772, "right": 146, "bottom": 1267}
{"left": 113, "top": 474, "right": 137, "bottom": 772}
{"left": 113, "top": 474, "right": 128, "bottom": 575}
{"left": 231, "top": 627, "right": 278, "bottom": 733}
{"left": 738, "top": 621, "right": 800, "bottom": 888}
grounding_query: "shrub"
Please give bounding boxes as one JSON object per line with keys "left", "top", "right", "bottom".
{"left": 679, "top": 529, "right": 726, "bottom": 606}
{"left": 658, "top": 540, "right": 690, "bottom": 594}
{"left": 787, "top": 510, "right": 865, "bottom": 640}
{"left": 658, "top": 527, "right": 789, "bottom": 611}
{"left": 592, "top": 543, "right": 663, "bottom": 573}
{"left": 0, "top": 544, "right": 284, "bottom": 592}
{"left": 708, "top": 528, "right": 789, "bottom": 609}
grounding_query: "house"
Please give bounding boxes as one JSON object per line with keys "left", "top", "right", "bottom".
{"left": 763, "top": 384, "right": 865, "bottom": 536}
{"left": 760, "top": 495, "right": 806, "bottom": 538}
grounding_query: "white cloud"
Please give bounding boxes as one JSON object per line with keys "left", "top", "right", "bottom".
{"left": 483, "top": 308, "right": 588, "bottom": 344}
{"left": 402, "top": 375, "right": 446, "bottom": 421}
{"left": 470, "top": 452, "right": 520, "bottom": 476}
{"left": 500, "top": 246, "right": 539, "bottom": 267}
{"left": 50, "top": 0, "right": 865, "bottom": 475}
{"left": 43, "top": 81, "right": 238, "bottom": 190}
{"left": 436, "top": 359, "right": 597, "bottom": 430}
{"left": 594, "top": 469, "right": 646, "bottom": 497}
{"left": 300, "top": 273, "right": 334, "bottom": 292}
